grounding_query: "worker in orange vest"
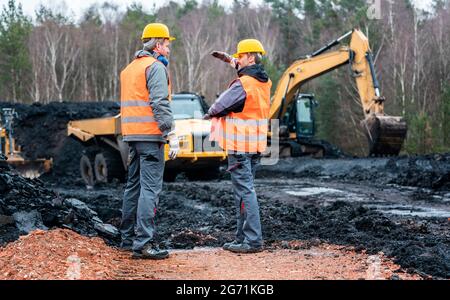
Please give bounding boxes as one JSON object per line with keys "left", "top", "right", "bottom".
{"left": 120, "top": 23, "right": 179, "bottom": 260}
{"left": 206, "top": 39, "right": 272, "bottom": 253}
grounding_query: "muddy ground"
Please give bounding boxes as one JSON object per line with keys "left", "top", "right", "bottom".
{"left": 44, "top": 178, "right": 448, "bottom": 279}
{"left": 3, "top": 170, "right": 448, "bottom": 278}
{"left": 259, "top": 154, "right": 450, "bottom": 190}
{"left": 0, "top": 102, "right": 449, "bottom": 279}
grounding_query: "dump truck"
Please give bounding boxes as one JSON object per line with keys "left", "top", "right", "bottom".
{"left": 68, "top": 93, "right": 227, "bottom": 186}
{"left": 0, "top": 108, "right": 52, "bottom": 178}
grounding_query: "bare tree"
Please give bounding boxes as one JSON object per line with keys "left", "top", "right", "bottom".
{"left": 242, "top": 5, "right": 280, "bottom": 63}
{"left": 40, "top": 19, "right": 80, "bottom": 102}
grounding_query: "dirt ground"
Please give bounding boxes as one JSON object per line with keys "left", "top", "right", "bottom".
{"left": 1, "top": 102, "right": 449, "bottom": 280}
{"left": 0, "top": 229, "right": 420, "bottom": 280}
{"left": 1, "top": 174, "right": 448, "bottom": 280}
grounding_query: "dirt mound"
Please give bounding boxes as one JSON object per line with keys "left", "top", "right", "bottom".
{"left": 0, "top": 229, "right": 117, "bottom": 280}
{"left": 0, "top": 158, "right": 119, "bottom": 246}
{"left": 0, "top": 101, "right": 120, "bottom": 181}
{"left": 259, "top": 154, "right": 450, "bottom": 190}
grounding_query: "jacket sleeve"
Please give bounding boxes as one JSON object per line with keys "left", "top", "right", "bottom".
{"left": 208, "top": 80, "right": 247, "bottom": 118}
{"left": 146, "top": 63, "right": 175, "bottom": 138}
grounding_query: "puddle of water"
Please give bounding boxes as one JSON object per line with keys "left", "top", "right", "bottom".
{"left": 285, "top": 187, "right": 344, "bottom": 197}
{"left": 367, "top": 204, "right": 450, "bottom": 218}
{"left": 441, "top": 194, "right": 450, "bottom": 203}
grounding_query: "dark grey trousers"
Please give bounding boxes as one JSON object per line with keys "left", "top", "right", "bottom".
{"left": 228, "top": 153, "right": 263, "bottom": 248}
{"left": 120, "top": 141, "right": 165, "bottom": 251}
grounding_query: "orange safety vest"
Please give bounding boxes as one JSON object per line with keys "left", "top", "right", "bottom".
{"left": 120, "top": 56, "right": 171, "bottom": 137}
{"left": 210, "top": 75, "right": 272, "bottom": 153}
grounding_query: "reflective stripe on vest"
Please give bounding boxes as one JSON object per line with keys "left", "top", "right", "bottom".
{"left": 120, "top": 56, "right": 171, "bottom": 137}
{"left": 211, "top": 75, "right": 272, "bottom": 153}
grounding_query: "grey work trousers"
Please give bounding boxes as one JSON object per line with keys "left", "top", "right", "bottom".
{"left": 228, "top": 153, "right": 263, "bottom": 248}
{"left": 120, "top": 141, "right": 165, "bottom": 251}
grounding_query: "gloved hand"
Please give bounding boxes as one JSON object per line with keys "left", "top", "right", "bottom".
{"left": 167, "top": 131, "right": 180, "bottom": 160}
{"left": 211, "top": 51, "right": 239, "bottom": 69}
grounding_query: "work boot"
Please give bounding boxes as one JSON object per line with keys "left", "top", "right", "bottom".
{"left": 118, "top": 241, "right": 133, "bottom": 252}
{"left": 226, "top": 243, "right": 263, "bottom": 254}
{"left": 118, "top": 245, "right": 133, "bottom": 253}
{"left": 222, "top": 240, "right": 241, "bottom": 251}
{"left": 132, "top": 243, "right": 169, "bottom": 260}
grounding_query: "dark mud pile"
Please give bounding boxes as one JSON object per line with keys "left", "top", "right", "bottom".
{"left": 0, "top": 158, "right": 119, "bottom": 246}
{"left": 0, "top": 101, "right": 120, "bottom": 181}
{"left": 259, "top": 154, "right": 450, "bottom": 190}
{"left": 57, "top": 181, "right": 449, "bottom": 279}
{"left": 2, "top": 101, "right": 449, "bottom": 190}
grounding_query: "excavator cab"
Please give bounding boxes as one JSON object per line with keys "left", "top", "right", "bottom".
{"left": 286, "top": 94, "right": 317, "bottom": 140}
{"left": 295, "top": 94, "right": 317, "bottom": 139}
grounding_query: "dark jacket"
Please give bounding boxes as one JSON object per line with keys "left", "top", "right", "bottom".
{"left": 208, "top": 64, "right": 269, "bottom": 118}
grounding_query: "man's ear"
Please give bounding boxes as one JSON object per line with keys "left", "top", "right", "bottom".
{"left": 248, "top": 54, "right": 255, "bottom": 64}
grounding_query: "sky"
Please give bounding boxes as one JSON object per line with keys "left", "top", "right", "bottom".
{"left": 0, "top": 0, "right": 435, "bottom": 21}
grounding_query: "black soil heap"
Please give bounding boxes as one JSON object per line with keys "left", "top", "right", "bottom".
{"left": 0, "top": 101, "right": 120, "bottom": 181}
{"left": 0, "top": 157, "right": 119, "bottom": 246}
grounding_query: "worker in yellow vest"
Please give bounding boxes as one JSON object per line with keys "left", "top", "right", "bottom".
{"left": 206, "top": 39, "right": 272, "bottom": 253}
{"left": 120, "top": 23, "right": 179, "bottom": 260}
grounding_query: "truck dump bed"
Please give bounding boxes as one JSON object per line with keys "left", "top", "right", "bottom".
{"left": 68, "top": 115, "right": 121, "bottom": 142}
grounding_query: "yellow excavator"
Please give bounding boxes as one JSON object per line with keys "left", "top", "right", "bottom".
{"left": 0, "top": 108, "right": 52, "bottom": 177}
{"left": 270, "top": 29, "right": 407, "bottom": 157}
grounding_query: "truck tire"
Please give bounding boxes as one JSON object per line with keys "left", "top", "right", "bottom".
{"left": 94, "top": 150, "right": 125, "bottom": 183}
{"left": 80, "top": 155, "right": 95, "bottom": 187}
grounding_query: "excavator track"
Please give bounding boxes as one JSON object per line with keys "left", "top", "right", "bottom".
{"left": 362, "top": 115, "right": 408, "bottom": 156}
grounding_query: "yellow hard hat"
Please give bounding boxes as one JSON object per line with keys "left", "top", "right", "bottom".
{"left": 232, "top": 39, "right": 266, "bottom": 58}
{"left": 141, "top": 23, "right": 175, "bottom": 41}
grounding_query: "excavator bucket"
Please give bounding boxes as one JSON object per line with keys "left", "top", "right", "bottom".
{"left": 6, "top": 157, "right": 53, "bottom": 179}
{"left": 361, "top": 115, "right": 408, "bottom": 156}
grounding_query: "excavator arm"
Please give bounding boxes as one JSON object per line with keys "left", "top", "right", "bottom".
{"left": 270, "top": 29, "right": 407, "bottom": 156}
